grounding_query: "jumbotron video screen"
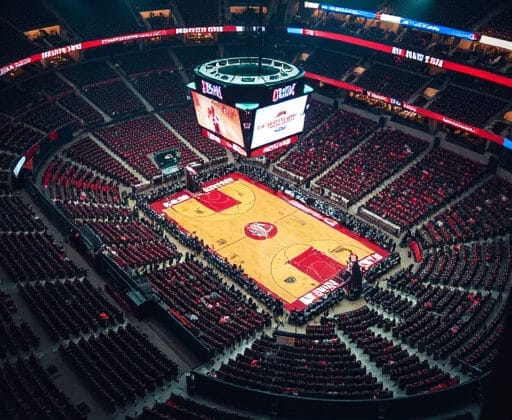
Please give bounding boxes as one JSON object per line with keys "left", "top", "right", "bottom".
{"left": 251, "top": 94, "right": 308, "bottom": 150}
{"left": 190, "top": 90, "right": 245, "bottom": 147}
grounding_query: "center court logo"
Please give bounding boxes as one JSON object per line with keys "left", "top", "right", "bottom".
{"left": 244, "top": 222, "right": 278, "bottom": 240}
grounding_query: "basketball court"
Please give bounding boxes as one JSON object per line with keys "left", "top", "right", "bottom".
{"left": 150, "top": 173, "right": 388, "bottom": 310}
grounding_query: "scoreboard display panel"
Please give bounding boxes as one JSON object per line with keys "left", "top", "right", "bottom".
{"left": 191, "top": 90, "right": 244, "bottom": 147}
{"left": 251, "top": 95, "right": 308, "bottom": 149}
{"left": 189, "top": 57, "right": 312, "bottom": 157}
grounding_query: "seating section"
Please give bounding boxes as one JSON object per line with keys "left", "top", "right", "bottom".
{"left": 450, "top": 304, "right": 507, "bottom": 374}
{"left": 414, "top": 240, "right": 511, "bottom": 292}
{"left": 0, "top": 25, "right": 41, "bottom": 65}
{"left": 84, "top": 81, "right": 145, "bottom": 117}
{"left": 305, "top": 323, "right": 336, "bottom": 337}
{"left": 0, "top": 87, "right": 44, "bottom": 117}
{"left": 160, "top": 108, "right": 227, "bottom": 162}
{"left": 386, "top": 267, "right": 503, "bottom": 367}
{"left": 481, "top": 5, "right": 512, "bottom": 41}
{"left": 21, "top": 102, "right": 79, "bottom": 132}
{"left": 103, "top": 231, "right": 180, "bottom": 271}
{"left": 337, "top": 306, "right": 395, "bottom": 333}
{"left": 275, "top": 110, "right": 378, "bottom": 181}
{"left": 0, "top": 354, "right": 84, "bottom": 419}
{"left": 345, "top": 325, "right": 459, "bottom": 395}
{"left": 63, "top": 136, "right": 141, "bottom": 186}
{"left": 0, "top": 194, "right": 45, "bottom": 233}
{"left": 316, "top": 129, "right": 428, "bottom": 204}
{"left": 302, "top": 99, "right": 332, "bottom": 135}
{"left": 87, "top": 220, "right": 159, "bottom": 245}
{"left": 173, "top": 0, "right": 219, "bottom": 26}
{"left": 61, "top": 62, "right": 119, "bottom": 88}
{"left": 385, "top": 0, "right": 498, "bottom": 29}
{"left": 0, "top": 183, "right": 185, "bottom": 417}
{"left": 367, "top": 277, "right": 503, "bottom": 380}
{"left": 42, "top": 152, "right": 134, "bottom": 224}
{"left": 0, "top": 231, "right": 82, "bottom": 282}
{"left": 57, "top": 200, "right": 132, "bottom": 222}
{"left": 356, "top": 63, "right": 429, "bottom": 100}
{"left": 42, "top": 155, "right": 180, "bottom": 272}
{"left": 130, "top": 71, "right": 187, "bottom": 108}
{"left": 21, "top": 73, "right": 72, "bottom": 97}
{"left": 1, "top": 0, "right": 57, "bottom": 30}
{"left": 212, "top": 332, "right": 392, "bottom": 399}
{"left": 60, "top": 324, "right": 179, "bottom": 412}
{"left": 118, "top": 49, "right": 176, "bottom": 76}
{"left": 42, "top": 157, "right": 122, "bottom": 205}
{"left": 429, "top": 85, "right": 506, "bottom": 128}
{"left": 0, "top": 192, "right": 83, "bottom": 283}
{"left": 0, "top": 115, "right": 41, "bottom": 153}
{"left": 146, "top": 261, "right": 271, "bottom": 353}
{"left": 415, "top": 176, "right": 512, "bottom": 247}
{"left": 58, "top": 94, "right": 104, "bottom": 127}
{"left": 0, "top": 153, "right": 13, "bottom": 191}
{"left": 364, "top": 286, "right": 415, "bottom": 318}
{"left": 451, "top": 73, "right": 512, "bottom": 101}
{"left": 0, "top": 290, "right": 39, "bottom": 358}
{"left": 19, "top": 278, "right": 124, "bottom": 341}
{"left": 301, "top": 49, "right": 359, "bottom": 79}
{"left": 137, "top": 393, "right": 250, "bottom": 420}
{"left": 96, "top": 115, "right": 203, "bottom": 179}
{"left": 362, "top": 148, "right": 486, "bottom": 229}
{"left": 49, "top": 0, "right": 139, "bottom": 39}
{"left": 398, "top": 290, "right": 495, "bottom": 362}
{"left": 60, "top": 62, "right": 144, "bottom": 117}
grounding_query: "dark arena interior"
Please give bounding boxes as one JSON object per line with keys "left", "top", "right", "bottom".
{"left": 1, "top": 1, "right": 512, "bottom": 419}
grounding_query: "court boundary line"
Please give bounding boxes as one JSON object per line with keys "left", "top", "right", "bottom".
{"left": 149, "top": 172, "right": 390, "bottom": 311}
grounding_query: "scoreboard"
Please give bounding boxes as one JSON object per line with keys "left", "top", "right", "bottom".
{"left": 188, "top": 57, "right": 313, "bottom": 157}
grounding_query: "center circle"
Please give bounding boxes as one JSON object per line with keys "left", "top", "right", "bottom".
{"left": 244, "top": 221, "right": 278, "bottom": 240}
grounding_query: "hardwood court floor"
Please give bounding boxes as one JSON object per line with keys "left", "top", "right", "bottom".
{"left": 154, "top": 174, "right": 387, "bottom": 310}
